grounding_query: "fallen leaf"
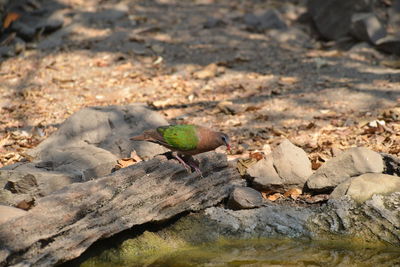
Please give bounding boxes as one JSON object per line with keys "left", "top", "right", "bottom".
{"left": 249, "top": 152, "right": 264, "bottom": 161}
{"left": 267, "top": 192, "right": 282, "bottom": 201}
{"left": 16, "top": 198, "right": 35, "bottom": 210}
{"left": 236, "top": 158, "right": 257, "bottom": 176}
{"left": 283, "top": 188, "right": 302, "bottom": 200}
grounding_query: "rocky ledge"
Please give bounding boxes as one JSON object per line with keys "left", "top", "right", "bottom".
{"left": 0, "top": 105, "right": 399, "bottom": 267}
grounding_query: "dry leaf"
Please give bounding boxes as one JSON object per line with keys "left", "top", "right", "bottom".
{"left": 267, "top": 193, "right": 282, "bottom": 201}
{"left": 249, "top": 152, "right": 264, "bottom": 161}
{"left": 236, "top": 158, "right": 257, "bottom": 176}
{"left": 304, "top": 194, "right": 329, "bottom": 204}
{"left": 283, "top": 188, "right": 302, "bottom": 200}
{"left": 16, "top": 198, "right": 35, "bottom": 210}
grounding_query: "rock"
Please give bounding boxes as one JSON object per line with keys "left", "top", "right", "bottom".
{"left": 307, "top": 0, "right": 370, "bottom": 40}
{"left": 247, "top": 157, "right": 281, "bottom": 191}
{"left": 272, "top": 139, "right": 313, "bottom": 189}
{"left": 32, "top": 145, "right": 118, "bottom": 181}
{"left": 0, "top": 205, "right": 27, "bottom": 224}
{"left": 306, "top": 147, "right": 384, "bottom": 192}
{"left": 203, "top": 17, "right": 226, "bottom": 28}
{"left": 37, "top": 10, "right": 64, "bottom": 34}
{"left": 0, "top": 105, "right": 169, "bottom": 205}
{"left": 9, "top": 20, "right": 36, "bottom": 41}
{"left": 376, "top": 35, "right": 400, "bottom": 56}
{"left": 0, "top": 164, "right": 80, "bottom": 206}
{"left": 350, "top": 13, "right": 386, "bottom": 44}
{"left": 244, "top": 9, "right": 287, "bottom": 32}
{"left": 0, "top": 46, "right": 13, "bottom": 58}
{"left": 381, "top": 153, "right": 400, "bottom": 176}
{"left": 86, "top": 3, "right": 129, "bottom": 23}
{"left": 330, "top": 173, "right": 400, "bottom": 203}
{"left": 227, "top": 186, "right": 263, "bottom": 210}
{"left": 388, "top": 0, "right": 400, "bottom": 33}
{"left": 26, "top": 104, "right": 169, "bottom": 160}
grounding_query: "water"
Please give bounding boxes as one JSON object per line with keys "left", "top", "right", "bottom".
{"left": 78, "top": 238, "right": 400, "bottom": 267}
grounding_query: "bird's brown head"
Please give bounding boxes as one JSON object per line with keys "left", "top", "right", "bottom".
{"left": 218, "top": 132, "right": 230, "bottom": 152}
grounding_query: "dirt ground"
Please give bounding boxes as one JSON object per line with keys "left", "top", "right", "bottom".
{"left": 1, "top": 0, "right": 399, "bottom": 168}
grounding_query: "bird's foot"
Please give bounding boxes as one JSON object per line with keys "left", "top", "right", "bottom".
{"left": 174, "top": 154, "right": 192, "bottom": 173}
{"left": 174, "top": 154, "right": 203, "bottom": 178}
{"left": 183, "top": 155, "right": 204, "bottom": 178}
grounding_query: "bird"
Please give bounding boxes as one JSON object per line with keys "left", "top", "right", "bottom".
{"left": 130, "top": 124, "right": 230, "bottom": 175}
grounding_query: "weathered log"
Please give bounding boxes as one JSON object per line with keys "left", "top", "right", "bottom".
{"left": 0, "top": 152, "right": 241, "bottom": 267}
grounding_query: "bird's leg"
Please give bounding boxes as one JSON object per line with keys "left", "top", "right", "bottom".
{"left": 182, "top": 155, "right": 203, "bottom": 178}
{"left": 173, "top": 153, "right": 192, "bottom": 172}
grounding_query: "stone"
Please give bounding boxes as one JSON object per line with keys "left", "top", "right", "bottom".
{"left": 26, "top": 104, "right": 169, "bottom": 160}
{"left": 247, "top": 157, "right": 282, "bottom": 191}
{"left": 272, "top": 139, "right": 313, "bottom": 188}
{"left": 85, "top": 3, "right": 129, "bottom": 23}
{"left": 350, "top": 13, "right": 386, "bottom": 44}
{"left": 10, "top": 19, "right": 37, "bottom": 42}
{"left": 37, "top": 10, "right": 64, "bottom": 34}
{"left": 0, "top": 105, "right": 170, "bottom": 205}
{"left": 307, "top": 0, "right": 370, "bottom": 40}
{"left": 381, "top": 153, "right": 400, "bottom": 176}
{"left": 306, "top": 147, "right": 384, "bottom": 192}
{"left": 376, "top": 35, "right": 400, "bottom": 56}
{"left": 330, "top": 173, "right": 400, "bottom": 203}
{"left": 244, "top": 9, "right": 287, "bottom": 32}
{"left": 203, "top": 17, "right": 226, "bottom": 28}
{"left": 227, "top": 186, "right": 263, "bottom": 210}
{"left": 0, "top": 205, "right": 27, "bottom": 224}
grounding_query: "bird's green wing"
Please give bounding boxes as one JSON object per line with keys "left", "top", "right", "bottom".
{"left": 157, "top": 125, "right": 199, "bottom": 150}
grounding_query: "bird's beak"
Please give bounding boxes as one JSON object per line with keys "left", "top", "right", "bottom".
{"left": 226, "top": 143, "right": 231, "bottom": 153}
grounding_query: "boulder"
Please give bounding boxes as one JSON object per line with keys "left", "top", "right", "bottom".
{"left": 244, "top": 9, "right": 287, "bottom": 33}
{"left": 306, "top": 147, "right": 384, "bottom": 192}
{"left": 376, "top": 35, "right": 400, "bottom": 56}
{"left": 27, "top": 104, "right": 169, "bottom": 160}
{"left": 350, "top": 13, "right": 386, "bottom": 44}
{"left": 330, "top": 173, "right": 400, "bottom": 203}
{"left": 247, "top": 140, "right": 312, "bottom": 191}
{"left": 247, "top": 157, "right": 281, "bottom": 191}
{"left": 0, "top": 105, "right": 170, "bottom": 205}
{"left": 272, "top": 139, "right": 313, "bottom": 188}
{"left": 0, "top": 205, "right": 27, "bottom": 224}
{"left": 307, "top": 0, "right": 370, "bottom": 40}
{"left": 227, "top": 186, "right": 263, "bottom": 210}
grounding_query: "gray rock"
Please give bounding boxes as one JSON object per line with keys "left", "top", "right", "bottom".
{"left": 381, "top": 153, "right": 400, "bottom": 176}
{"left": 247, "top": 157, "right": 282, "bottom": 191}
{"left": 330, "top": 173, "right": 400, "bottom": 203}
{"left": 33, "top": 145, "right": 118, "bottom": 181}
{"left": 27, "top": 104, "right": 168, "bottom": 160}
{"left": 227, "top": 186, "right": 263, "bottom": 210}
{"left": 0, "top": 164, "right": 80, "bottom": 206}
{"left": 306, "top": 147, "right": 384, "bottom": 192}
{"left": 307, "top": 0, "right": 370, "bottom": 40}
{"left": 0, "top": 205, "right": 27, "bottom": 224}
{"left": 350, "top": 13, "right": 386, "bottom": 44}
{"left": 10, "top": 20, "right": 36, "bottom": 41}
{"left": 0, "top": 105, "right": 169, "bottom": 205}
{"left": 376, "top": 35, "right": 400, "bottom": 56}
{"left": 203, "top": 17, "right": 226, "bottom": 28}
{"left": 244, "top": 9, "right": 287, "bottom": 32}
{"left": 272, "top": 139, "right": 313, "bottom": 188}
{"left": 388, "top": 0, "right": 400, "bottom": 33}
